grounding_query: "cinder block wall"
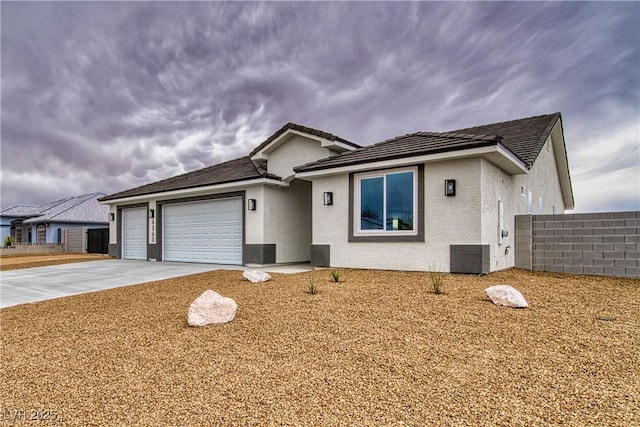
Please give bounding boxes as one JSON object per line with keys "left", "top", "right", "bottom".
{"left": 0, "top": 243, "right": 64, "bottom": 256}
{"left": 515, "top": 211, "right": 639, "bottom": 279}
{"left": 62, "top": 228, "right": 87, "bottom": 254}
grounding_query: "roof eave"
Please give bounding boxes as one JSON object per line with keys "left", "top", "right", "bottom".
{"left": 549, "top": 116, "right": 575, "bottom": 209}
{"left": 250, "top": 128, "right": 358, "bottom": 161}
{"left": 295, "top": 145, "right": 528, "bottom": 178}
{"left": 99, "top": 177, "right": 287, "bottom": 205}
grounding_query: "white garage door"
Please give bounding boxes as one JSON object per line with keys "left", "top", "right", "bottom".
{"left": 122, "top": 207, "right": 147, "bottom": 260}
{"left": 163, "top": 198, "right": 243, "bottom": 264}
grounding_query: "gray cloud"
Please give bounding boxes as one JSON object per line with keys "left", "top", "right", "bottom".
{"left": 1, "top": 1, "right": 638, "bottom": 212}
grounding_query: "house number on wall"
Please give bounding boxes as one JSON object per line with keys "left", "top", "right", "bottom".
{"left": 150, "top": 218, "right": 156, "bottom": 244}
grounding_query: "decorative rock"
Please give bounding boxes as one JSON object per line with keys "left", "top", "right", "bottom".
{"left": 485, "top": 285, "right": 528, "bottom": 308}
{"left": 243, "top": 270, "right": 271, "bottom": 283}
{"left": 187, "top": 290, "right": 237, "bottom": 327}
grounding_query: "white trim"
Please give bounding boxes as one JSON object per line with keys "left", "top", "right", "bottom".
{"left": 100, "top": 178, "right": 287, "bottom": 205}
{"left": 354, "top": 166, "right": 418, "bottom": 237}
{"left": 296, "top": 144, "right": 528, "bottom": 179}
{"left": 251, "top": 129, "right": 357, "bottom": 161}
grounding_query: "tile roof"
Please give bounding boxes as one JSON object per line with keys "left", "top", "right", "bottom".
{"left": 99, "top": 156, "right": 279, "bottom": 202}
{"left": 100, "top": 114, "right": 562, "bottom": 201}
{"left": 295, "top": 113, "right": 561, "bottom": 173}
{"left": 2, "top": 193, "right": 109, "bottom": 224}
{"left": 249, "top": 122, "right": 360, "bottom": 157}
{"left": 294, "top": 132, "right": 505, "bottom": 172}
{"left": 452, "top": 112, "right": 561, "bottom": 168}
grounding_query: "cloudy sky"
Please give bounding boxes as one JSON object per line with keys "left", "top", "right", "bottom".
{"left": 1, "top": 1, "right": 638, "bottom": 212}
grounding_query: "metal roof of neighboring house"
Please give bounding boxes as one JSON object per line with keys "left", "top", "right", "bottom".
{"left": 295, "top": 113, "right": 561, "bottom": 173}
{"left": 99, "top": 156, "right": 279, "bottom": 202}
{"left": 1, "top": 193, "right": 109, "bottom": 224}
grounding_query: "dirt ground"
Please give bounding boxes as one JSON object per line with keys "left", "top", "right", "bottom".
{"left": 1, "top": 268, "right": 638, "bottom": 426}
{"left": 0, "top": 253, "right": 110, "bottom": 271}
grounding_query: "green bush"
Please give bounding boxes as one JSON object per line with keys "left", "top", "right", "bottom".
{"left": 4, "top": 236, "right": 14, "bottom": 248}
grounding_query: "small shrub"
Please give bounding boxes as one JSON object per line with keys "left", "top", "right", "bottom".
{"left": 307, "top": 276, "right": 319, "bottom": 295}
{"left": 429, "top": 266, "right": 444, "bottom": 295}
{"left": 4, "top": 236, "right": 14, "bottom": 248}
{"left": 330, "top": 269, "right": 342, "bottom": 283}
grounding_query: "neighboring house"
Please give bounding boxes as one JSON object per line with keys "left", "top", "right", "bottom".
{"left": 99, "top": 113, "right": 573, "bottom": 274}
{"left": 0, "top": 193, "right": 109, "bottom": 244}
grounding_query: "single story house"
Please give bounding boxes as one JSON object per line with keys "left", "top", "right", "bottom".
{"left": 99, "top": 112, "right": 573, "bottom": 274}
{"left": 1, "top": 192, "right": 109, "bottom": 244}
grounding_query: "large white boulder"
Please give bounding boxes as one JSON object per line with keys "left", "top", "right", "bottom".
{"left": 243, "top": 270, "right": 271, "bottom": 283}
{"left": 187, "top": 290, "right": 237, "bottom": 327}
{"left": 484, "top": 285, "right": 528, "bottom": 308}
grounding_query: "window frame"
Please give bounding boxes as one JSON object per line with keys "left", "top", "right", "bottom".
{"left": 349, "top": 165, "right": 424, "bottom": 243}
{"left": 36, "top": 224, "right": 46, "bottom": 243}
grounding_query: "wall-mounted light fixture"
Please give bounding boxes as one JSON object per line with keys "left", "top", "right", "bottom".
{"left": 248, "top": 199, "right": 257, "bottom": 211}
{"left": 445, "top": 179, "right": 456, "bottom": 197}
{"left": 109, "top": 213, "right": 115, "bottom": 221}
{"left": 323, "top": 192, "right": 333, "bottom": 206}
{"left": 148, "top": 209, "right": 155, "bottom": 219}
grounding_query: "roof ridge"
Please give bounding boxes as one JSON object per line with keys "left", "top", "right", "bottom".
{"left": 38, "top": 196, "right": 74, "bottom": 214}
{"left": 451, "top": 112, "right": 560, "bottom": 133}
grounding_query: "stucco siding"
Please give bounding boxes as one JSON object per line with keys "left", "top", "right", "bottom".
{"left": 264, "top": 179, "right": 312, "bottom": 263}
{"left": 516, "top": 136, "right": 566, "bottom": 215}
{"left": 267, "top": 135, "right": 335, "bottom": 180}
{"left": 480, "top": 159, "right": 515, "bottom": 271}
{"left": 310, "top": 158, "right": 484, "bottom": 272}
{"left": 244, "top": 186, "right": 265, "bottom": 245}
{"left": 479, "top": 135, "right": 567, "bottom": 272}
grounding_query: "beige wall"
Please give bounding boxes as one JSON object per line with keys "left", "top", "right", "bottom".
{"left": 309, "top": 141, "right": 567, "bottom": 273}
{"left": 267, "top": 135, "right": 335, "bottom": 180}
{"left": 310, "top": 159, "right": 485, "bottom": 272}
{"left": 480, "top": 135, "right": 566, "bottom": 271}
{"left": 244, "top": 185, "right": 265, "bottom": 245}
{"left": 264, "top": 179, "right": 312, "bottom": 263}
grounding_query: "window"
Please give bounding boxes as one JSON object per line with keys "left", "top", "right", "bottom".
{"left": 356, "top": 168, "right": 417, "bottom": 235}
{"left": 37, "top": 225, "right": 46, "bottom": 243}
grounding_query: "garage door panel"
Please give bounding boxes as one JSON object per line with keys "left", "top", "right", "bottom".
{"left": 122, "top": 207, "right": 147, "bottom": 260}
{"left": 163, "top": 198, "right": 242, "bottom": 264}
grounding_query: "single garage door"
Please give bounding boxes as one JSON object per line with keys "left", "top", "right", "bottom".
{"left": 163, "top": 198, "right": 243, "bottom": 264}
{"left": 122, "top": 207, "right": 147, "bottom": 260}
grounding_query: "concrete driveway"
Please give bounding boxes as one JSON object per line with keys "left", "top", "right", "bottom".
{"left": 0, "top": 260, "right": 312, "bottom": 308}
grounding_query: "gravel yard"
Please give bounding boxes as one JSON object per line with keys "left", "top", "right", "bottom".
{"left": 1, "top": 268, "right": 638, "bottom": 426}
{"left": 0, "top": 254, "right": 109, "bottom": 271}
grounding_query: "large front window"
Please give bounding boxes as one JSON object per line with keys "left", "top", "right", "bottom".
{"left": 356, "top": 168, "right": 416, "bottom": 234}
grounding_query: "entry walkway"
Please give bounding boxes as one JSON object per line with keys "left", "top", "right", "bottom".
{"left": 0, "top": 260, "right": 313, "bottom": 308}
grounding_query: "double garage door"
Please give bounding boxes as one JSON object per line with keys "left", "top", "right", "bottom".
{"left": 164, "top": 198, "right": 243, "bottom": 264}
{"left": 122, "top": 198, "right": 243, "bottom": 264}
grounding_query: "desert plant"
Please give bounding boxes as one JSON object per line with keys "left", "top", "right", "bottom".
{"left": 4, "top": 236, "right": 14, "bottom": 248}
{"left": 307, "top": 276, "right": 319, "bottom": 295}
{"left": 429, "top": 266, "right": 444, "bottom": 295}
{"left": 330, "top": 269, "right": 342, "bottom": 283}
